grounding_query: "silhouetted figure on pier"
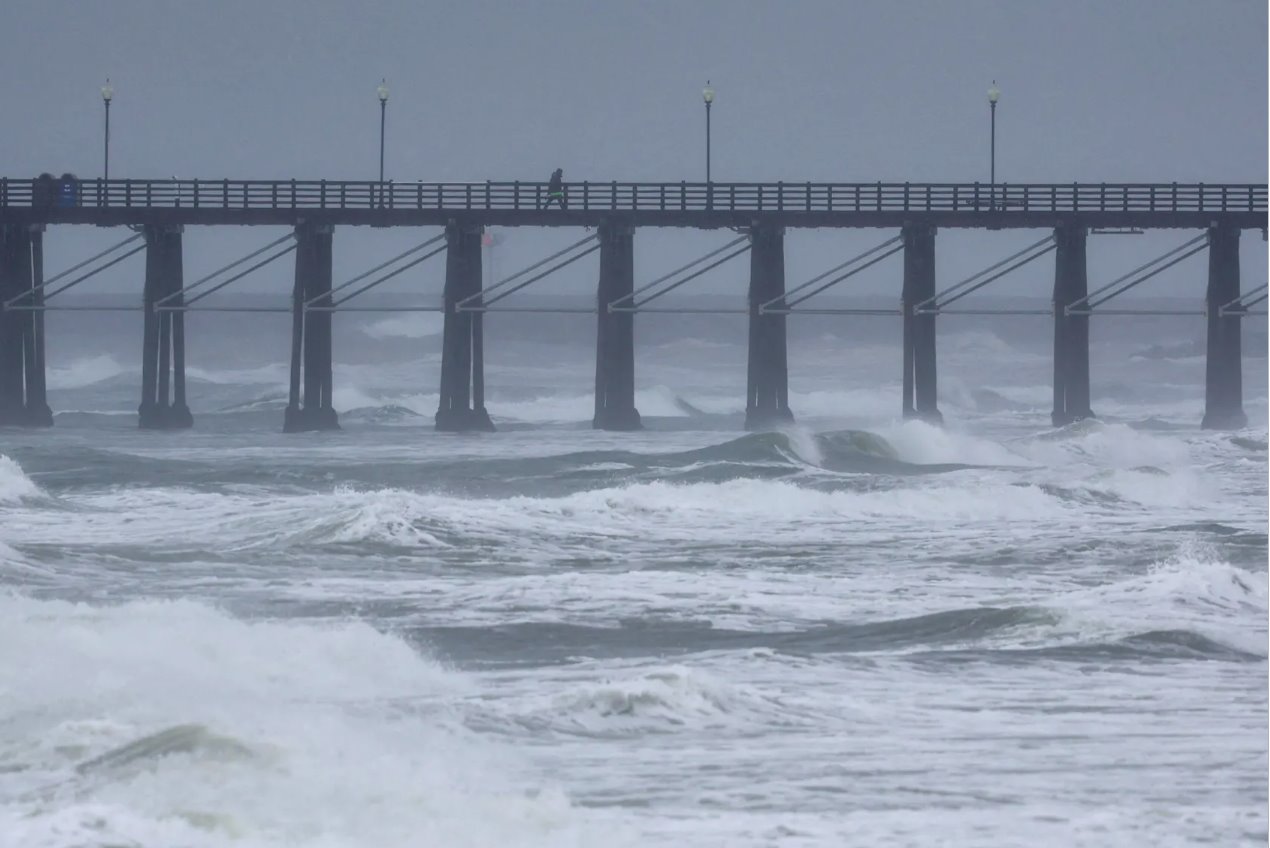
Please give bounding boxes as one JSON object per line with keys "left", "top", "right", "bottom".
{"left": 546, "top": 168, "right": 565, "bottom": 209}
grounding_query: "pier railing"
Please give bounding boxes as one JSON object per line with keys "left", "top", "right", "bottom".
{"left": 2, "top": 179, "right": 1265, "bottom": 215}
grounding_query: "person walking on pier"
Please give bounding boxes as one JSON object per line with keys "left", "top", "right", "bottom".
{"left": 545, "top": 168, "right": 566, "bottom": 209}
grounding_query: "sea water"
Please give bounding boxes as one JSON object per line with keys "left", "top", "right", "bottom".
{"left": 0, "top": 301, "right": 1265, "bottom": 847}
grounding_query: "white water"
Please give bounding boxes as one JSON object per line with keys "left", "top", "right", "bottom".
{"left": 3, "top": 312, "right": 1266, "bottom": 846}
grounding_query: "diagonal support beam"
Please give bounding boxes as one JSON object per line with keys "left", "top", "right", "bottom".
{"left": 2, "top": 232, "right": 144, "bottom": 309}
{"left": 305, "top": 232, "right": 447, "bottom": 310}
{"left": 157, "top": 243, "right": 297, "bottom": 312}
{"left": 461, "top": 242, "right": 601, "bottom": 311}
{"left": 455, "top": 233, "right": 598, "bottom": 311}
{"left": 608, "top": 235, "right": 748, "bottom": 311}
{"left": 1067, "top": 232, "right": 1209, "bottom": 314}
{"left": 914, "top": 234, "right": 1055, "bottom": 314}
{"left": 610, "top": 240, "right": 751, "bottom": 312}
{"left": 5, "top": 240, "right": 147, "bottom": 310}
{"left": 1219, "top": 282, "right": 1268, "bottom": 316}
{"left": 762, "top": 235, "right": 903, "bottom": 313}
{"left": 152, "top": 232, "right": 295, "bottom": 311}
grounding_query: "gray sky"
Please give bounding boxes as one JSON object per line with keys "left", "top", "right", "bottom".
{"left": 2, "top": 0, "right": 1266, "bottom": 297}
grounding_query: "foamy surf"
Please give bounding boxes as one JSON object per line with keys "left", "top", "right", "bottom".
{"left": 0, "top": 595, "right": 629, "bottom": 848}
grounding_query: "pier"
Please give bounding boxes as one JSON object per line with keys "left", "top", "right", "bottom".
{"left": 0, "top": 177, "right": 1265, "bottom": 431}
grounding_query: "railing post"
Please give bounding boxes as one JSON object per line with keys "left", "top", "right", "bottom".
{"left": 611, "top": 180, "right": 617, "bottom": 210}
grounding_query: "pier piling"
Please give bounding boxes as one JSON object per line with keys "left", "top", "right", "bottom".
{"left": 0, "top": 224, "right": 52, "bottom": 425}
{"left": 283, "top": 223, "right": 338, "bottom": 432}
{"left": 745, "top": 224, "right": 794, "bottom": 430}
{"left": 139, "top": 225, "right": 193, "bottom": 429}
{"left": 901, "top": 223, "right": 941, "bottom": 423}
{"left": 1051, "top": 225, "right": 1093, "bottom": 427}
{"left": 1202, "top": 224, "right": 1246, "bottom": 430}
{"left": 594, "top": 222, "right": 641, "bottom": 430}
{"left": 436, "top": 222, "right": 494, "bottom": 432}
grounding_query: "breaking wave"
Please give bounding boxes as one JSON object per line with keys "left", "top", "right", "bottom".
{"left": 0, "top": 594, "right": 621, "bottom": 848}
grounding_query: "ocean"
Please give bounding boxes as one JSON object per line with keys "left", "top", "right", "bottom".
{"left": 0, "top": 294, "right": 1266, "bottom": 847}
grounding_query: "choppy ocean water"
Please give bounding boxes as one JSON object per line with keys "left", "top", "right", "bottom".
{"left": 0, "top": 302, "right": 1266, "bottom": 847}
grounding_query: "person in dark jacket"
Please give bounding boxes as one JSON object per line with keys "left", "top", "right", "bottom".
{"left": 546, "top": 168, "right": 566, "bottom": 209}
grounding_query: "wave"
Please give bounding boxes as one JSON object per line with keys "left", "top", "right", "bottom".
{"left": 0, "top": 454, "right": 40, "bottom": 504}
{"left": 46, "top": 354, "right": 131, "bottom": 390}
{"left": 360, "top": 312, "right": 444, "bottom": 339}
{"left": 0, "top": 595, "right": 616, "bottom": 847}
{"left": 415, "top": 552, "right": 1267, "bottom": 672}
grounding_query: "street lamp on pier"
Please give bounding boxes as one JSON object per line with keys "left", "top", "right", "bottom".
{"left": 702, "top": 81, "right": 715, "bottom": 184}
{"left": 377, "top": 79, "right": 389, "bottom": 184}
{"left": 988, "top": 81, "right": 1000, "bottom": 203}
{"left": 101, "top": 79, "right": 114, "bottom": 181}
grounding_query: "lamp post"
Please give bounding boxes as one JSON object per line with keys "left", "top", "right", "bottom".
{"left": 377, "top": 79, "right": 389, "bottom": 184}
{"left": 702, "top": 81, "right": 715, "bottom": 184}
{"left": 987, "top": 81, "right": 1000, "bottom": 200}
{"left": 101, "top": 79, "right": 113, "bottom": 181}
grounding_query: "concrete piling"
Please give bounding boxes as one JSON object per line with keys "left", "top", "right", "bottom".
{"left": 593, "top": 222, "right": 641, "bottom": 430}
{"left": 283, "top": 222, "right": 339, "bottom": 432}
{"left": 745, "top": 224, "right": 794, "bottom": 430}
{"left": 0, "top": 224, "right": 52, "bottom": 425}
{"left": 1051, "top": 224, "right": 1093, "bottom": 427}
{"left": 1202, "top": 224, "right": 1246, "bottom": 430}
{"left": 436, "top": 222, "right": 494, "bottom": 432}
{"left": 139, "top": 225, "right": 193, "bottom": 429}
{"left": 901, "top": 223, "right": 941, "bottom": 423}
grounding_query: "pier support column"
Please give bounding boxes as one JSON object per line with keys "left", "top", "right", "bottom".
{"left": 1202, "top": 224, "right": 1246, "bottom": 430}
{"left": 901, "top": 223, "right": 941, "bottom": 423}
{"left": 436, "top": 222, "right": 494, "bottom": 432}
{"left": 139, "top": 225, "right": 193, "bottom": 429}
{"left": 283, "top": 223, "right": 339, "bottom": 433}
{"left": 0, "top": 224, "right": 52, "bottom": 426}
{"left": 745, "top": 224, "right": 794, "bottom": 430}
{"left": 25, "top": 227, "right": 52, "bottom": 425}
{"left": 1051, "top": 224, "right": 1094, "bottom": 427}
{"left": 593, "top": 222, "right": 641, "bottom": 430}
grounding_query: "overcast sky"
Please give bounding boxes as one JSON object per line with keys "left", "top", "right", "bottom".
{"left": 2, "top": 0, "right": 1266, "bottom": 296}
